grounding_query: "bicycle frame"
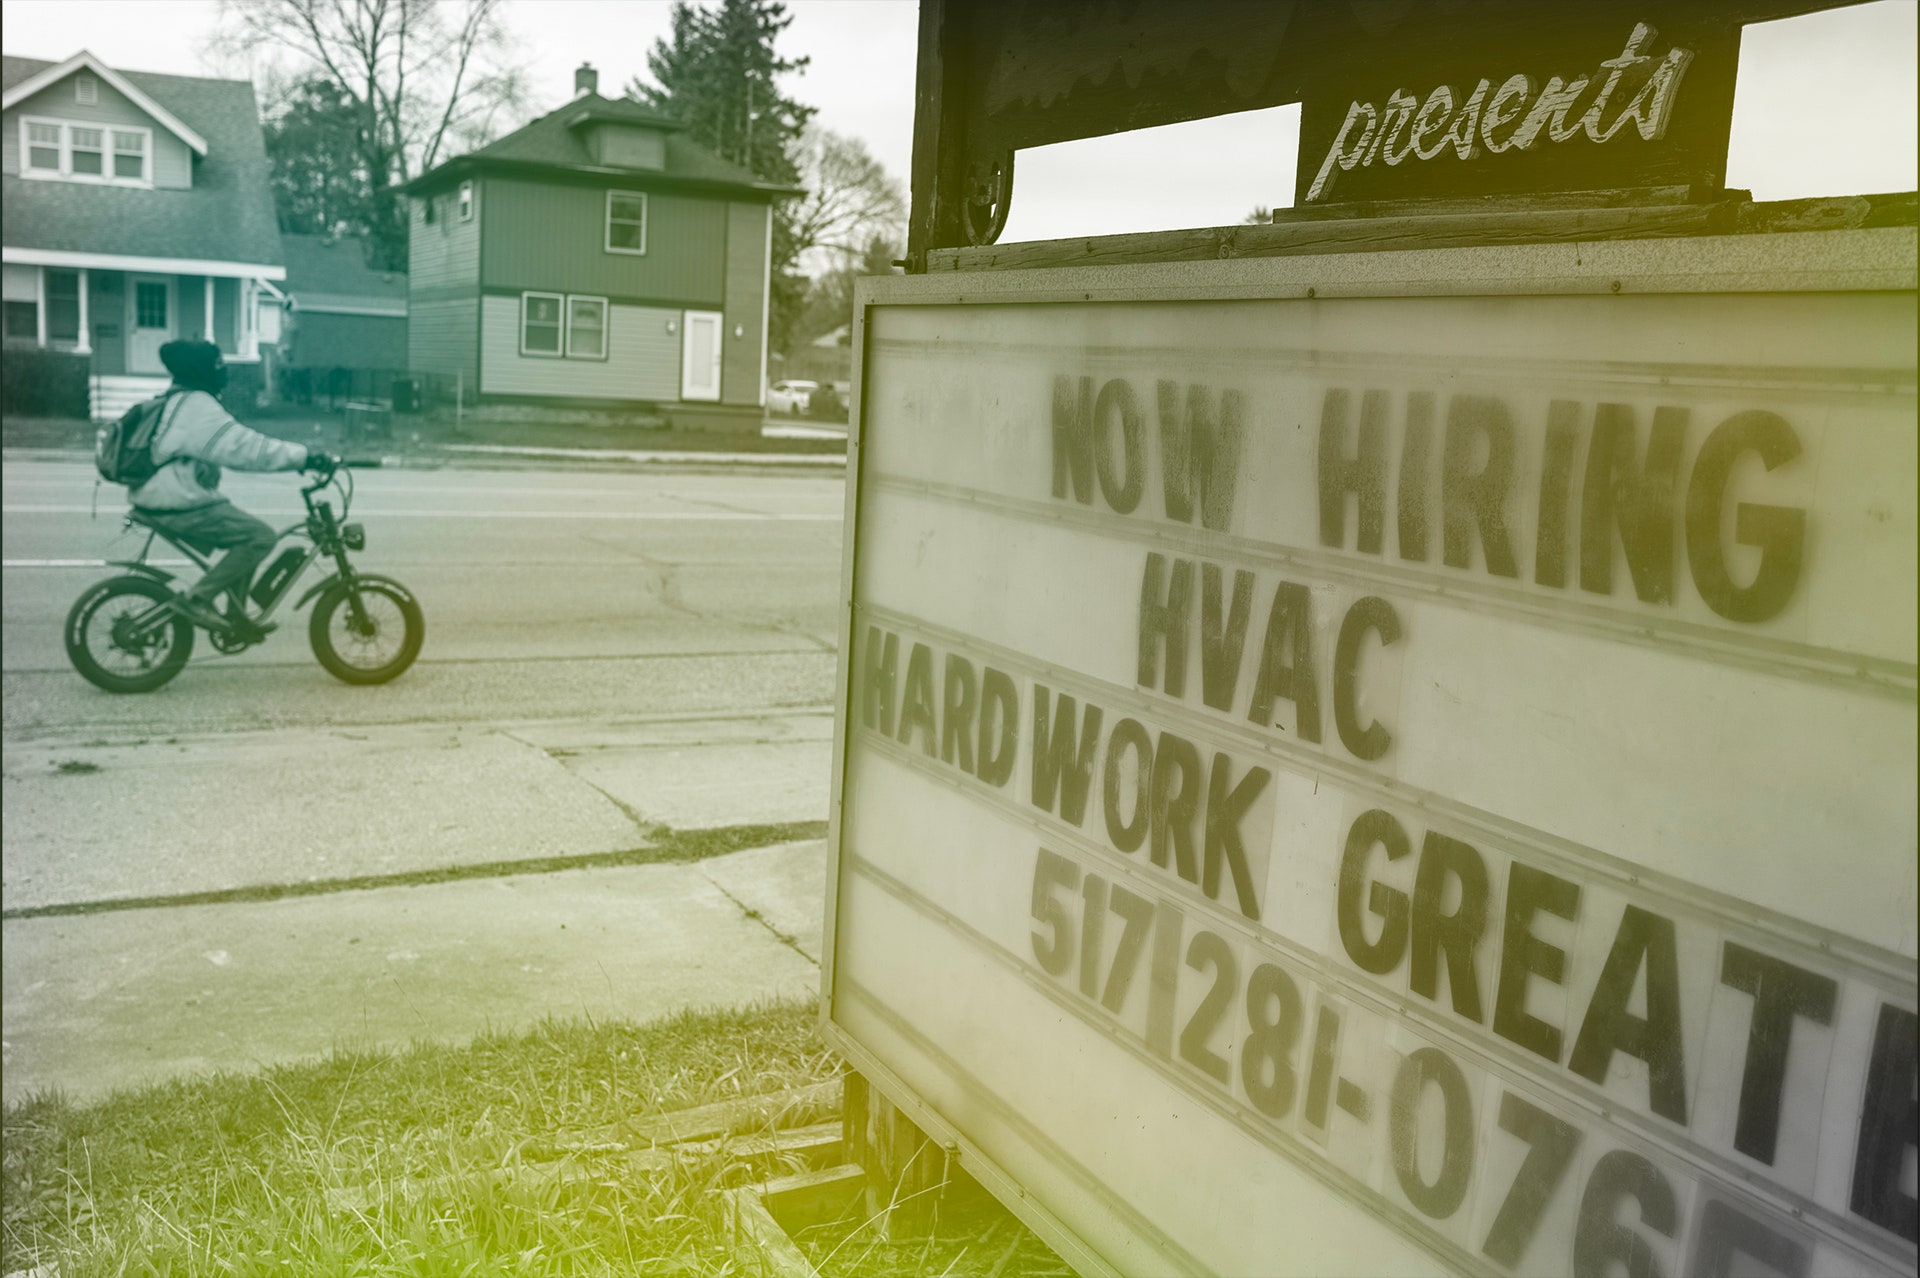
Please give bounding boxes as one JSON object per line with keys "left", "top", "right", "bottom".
{"left": 111, "top": 467, "right": 364, "bottom": 636}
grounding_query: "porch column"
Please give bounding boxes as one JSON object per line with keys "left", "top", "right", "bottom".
{"left": 203, "top": 276, "right": 215, "bottom": 342}
{"left": 74, "top": 268, "right": 91, "bottom": 355}
{"left": 35, "top": 266, "right": 47, "bottom": 348}
{"left": 240, "top": 278, "right": 257, "bottom": 360}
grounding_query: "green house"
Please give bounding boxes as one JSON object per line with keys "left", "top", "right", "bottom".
{"left": 404, "top": 65, "right": 798, "bottom": 429}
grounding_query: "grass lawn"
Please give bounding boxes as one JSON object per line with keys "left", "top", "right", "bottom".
{"left": 1, "top": 1000, "right": 1063, "bottom": 1276}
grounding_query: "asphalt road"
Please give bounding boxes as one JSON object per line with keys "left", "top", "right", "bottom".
{"left": 2, "top": 458, "right": 846, "bottom": 739}
{"left": 1, "top": 457, "right": 848, "bottom": 908}
{"left": 1, "top": 455, "right": 850, "bottom": 1098}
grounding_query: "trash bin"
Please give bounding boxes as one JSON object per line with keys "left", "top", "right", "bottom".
{"left": 392, "top": 377, "right": 421, "bottom": 413}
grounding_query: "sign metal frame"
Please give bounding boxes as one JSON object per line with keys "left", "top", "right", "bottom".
{"left": 822, "top": 225, "right": 1917, "bottom": 1276}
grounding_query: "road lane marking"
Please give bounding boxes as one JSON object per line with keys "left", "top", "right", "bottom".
{"left": 2, "top": 506, "right": 840, "bottom": 521}
{"left": 3, "top": 559, "right": 192, "bottom": 568}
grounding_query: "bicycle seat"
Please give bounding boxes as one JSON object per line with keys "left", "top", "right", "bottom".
{"left": 125, "top": 509, "right": 164, "bottom": 530}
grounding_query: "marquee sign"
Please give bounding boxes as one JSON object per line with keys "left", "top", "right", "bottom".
{"left": 823, "top": 230, "right": 1918, "bottom": 1275}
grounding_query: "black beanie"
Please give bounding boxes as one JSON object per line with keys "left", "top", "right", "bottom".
{"left": 159, "top": 339, "right": 225, "bottom": 393}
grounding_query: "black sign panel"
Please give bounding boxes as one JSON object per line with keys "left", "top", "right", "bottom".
{"left": 907, "top": 0, "right": 1865, "bottom": 256}
{"left": 1293, "top": 7, "right": 1741, "bottom": 205}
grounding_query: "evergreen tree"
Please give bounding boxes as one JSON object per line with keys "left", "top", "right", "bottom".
{"left": 263, "top": 77, "right": 374, "bottom": 242}
{"left": 628, "top": 0, "right": 814, "bottom": 353}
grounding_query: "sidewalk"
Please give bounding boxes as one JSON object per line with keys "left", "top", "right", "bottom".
{"left": 1, "top": 710, "right": 838, "bottom": 1103}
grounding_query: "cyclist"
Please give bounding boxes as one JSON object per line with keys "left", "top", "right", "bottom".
{"left": 130, "top": 339, "right": 333, "bottom": 642}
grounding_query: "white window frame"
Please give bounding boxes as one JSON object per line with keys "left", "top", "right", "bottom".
{"left": 565, "top": 295, "right": 609, "bottom": 360}
{"left": 111, "top": 129, "right": 148, "bottom": 181}
{"left": 518, "top": 291, "right": 611, "bottom": 360}
{"left": 17, "top": 116, "right": 154, "bottom": 188}
{"left": 519, "top": 291, "right": 566, "bottom": 358}
{"left": 458, "top": 180, "right": 474, "bottom": 222}
{"left": 604, "top": 190, "right": 647, "bottom": 255}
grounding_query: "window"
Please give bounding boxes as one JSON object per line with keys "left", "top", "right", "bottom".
{"left": 136, "top": 281, "right": 168, "bottom": 329}
{"left": 75, "top": 73, "right": 98, "bottom": 104}
{"left": 521, "top": 293, "right": 563, "bottom": 355}
{"left": 45, "top": 271, "right": 81, "bottom": 343}
{"left": 26, "top": 122, "right": 61, "bottom": 171}
{"left": 2, "top": 303, "right": 35, "bottom": 340}
{"left": 1, "top": 264, "right": 37, "bottom": 341}
{"left": 70, "top": 127, "right": 104, "bottom": 175}
{"left": 422, "top": 195, "right": 436, "bottom": 223}
{"left": 113, "top": 131, "right": 146, "bottom": 180}
{"left": 567, "top": 297, "right": 607, "bottom": 359}
{"left": 18, "top": 117, "right": 152, "bottom": 185}
{"left": 605, "top": 190, "right": 647, "bottom": 254}
{"left": 458, "top": 180, "right": 474, "bottom": 222}
{"left": 520, "top": 292, "right": 609, "bottom": 360}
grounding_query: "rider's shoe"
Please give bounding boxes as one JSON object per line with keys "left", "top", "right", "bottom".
{"left": 225, "top": 612, "right": 277, "bottom": 644}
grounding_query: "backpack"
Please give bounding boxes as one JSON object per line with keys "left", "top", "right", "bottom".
{"left": 95, "top": 391, "right": 181, "bottom": 486}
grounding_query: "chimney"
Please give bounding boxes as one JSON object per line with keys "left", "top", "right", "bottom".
{"left": 574, "top": 63, "right": 598, "bottom": 98}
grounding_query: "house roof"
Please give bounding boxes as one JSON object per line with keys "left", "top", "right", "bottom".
{"left": 407, "top": 91, "right": 802, "bottom": 201}
{"left": 2, "top": 50, "right": 208, "bottom": 154}
{"left": 561, "top": 97, "right": 684, "bottom": 132}
{"left": 1, "top": 53, "right": 282, "bottom": 269}
{"left": 281, "top": 233, "right": 407, "bottom": 314}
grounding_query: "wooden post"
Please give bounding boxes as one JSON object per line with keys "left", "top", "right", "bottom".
{"left": 840, "top": 1071, "right": 959, "bottom": 1238}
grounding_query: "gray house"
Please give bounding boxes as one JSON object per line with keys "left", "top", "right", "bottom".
{"left": 402, "top": 64, "right": 797, "bottom": 429}
{"left": 1, "top": 50, "right": 283, "bottom": 419}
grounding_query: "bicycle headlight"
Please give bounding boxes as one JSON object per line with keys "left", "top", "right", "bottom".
{"left": 341, "top": 523, "right": 366, "bottom": 550}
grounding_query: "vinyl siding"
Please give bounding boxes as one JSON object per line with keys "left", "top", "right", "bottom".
{"left": 408, "top": 183, "right": 481, "bottom": 292}
{"left": 287, "top": 311, "right": 408, "bottom": 368}
{"left": 213, "top": 275, "right": 237, "bottom": 353}
{"left": 480, "top": 178, "right": 726, "bottom": 305}
{"left": 721, "top": 201, "right": 767, "bottom": 406}
{"left": 479, "top": 293, "right": 678, "bottom": 401}
{"left": 589, "top": 126, "right": 665, "bottom": 170}
{"left": 409, "top": 296, "right": 478, "bottom": 383}
{"left": 178, "top": 274, "right": 205, "bottom": 339}
{"left": 3, "top": 74, "right": 194, "bottom": 187}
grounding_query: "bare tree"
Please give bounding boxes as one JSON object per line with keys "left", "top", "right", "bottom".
{"left": 788, "top": 126, "right": 906, "bottom": 277}
{"left": 217, "top": 0, "right": 527, "bottom": 266}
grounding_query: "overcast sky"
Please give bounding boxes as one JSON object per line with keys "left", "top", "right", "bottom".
{"left": 3, "top": 0, "right": 1914, "bottom": 246}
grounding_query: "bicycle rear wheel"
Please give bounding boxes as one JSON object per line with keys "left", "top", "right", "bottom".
{"left": 65, "top": 576, "right": 194, "bottom": 693}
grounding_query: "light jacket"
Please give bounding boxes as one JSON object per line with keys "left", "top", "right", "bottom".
{"left": 129, "top": 390, "right": 310, "bottom": 511}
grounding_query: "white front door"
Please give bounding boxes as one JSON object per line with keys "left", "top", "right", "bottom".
{"left": 680, "top": 310, "right": 722, "bottom": 402}
{"left": 128, "top": 275, "right": 174, "bottom": 373}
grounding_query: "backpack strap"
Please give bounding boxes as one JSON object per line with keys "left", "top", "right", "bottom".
{"left": 146, "top": 389, "right": 191, "bottom": 466}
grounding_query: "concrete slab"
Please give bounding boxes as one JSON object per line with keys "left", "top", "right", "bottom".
{"left": 1, "top": 724, "right": 648, "bottom": 911}
{"left": 0, "top": 851, "right": 824, "bottom": 1104}
{"left": 511, "top": 712, "right": 834, "bottom": 831}
{"left": 696, "top": 840, "right": 829, "bottom": 963}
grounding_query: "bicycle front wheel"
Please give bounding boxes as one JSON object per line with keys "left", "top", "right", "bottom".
{"left": 309, "top": 575, "right": 424, "bottom": 685}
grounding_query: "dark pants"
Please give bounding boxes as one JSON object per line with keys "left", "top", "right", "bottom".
{"left": 138, "top": 502, "right": 277, "bottom": 610}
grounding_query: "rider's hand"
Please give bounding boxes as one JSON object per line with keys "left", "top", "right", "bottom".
{"left": 302, "top": 450, "right": 338, "bottom": 475}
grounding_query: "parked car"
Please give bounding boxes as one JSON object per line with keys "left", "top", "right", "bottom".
{"left": 766, "top": 380, "right": 818, "bottom": 416}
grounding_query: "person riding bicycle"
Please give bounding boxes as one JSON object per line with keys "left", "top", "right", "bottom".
{"left": 130, "top": 339, "right": 334, "bottom": 643}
